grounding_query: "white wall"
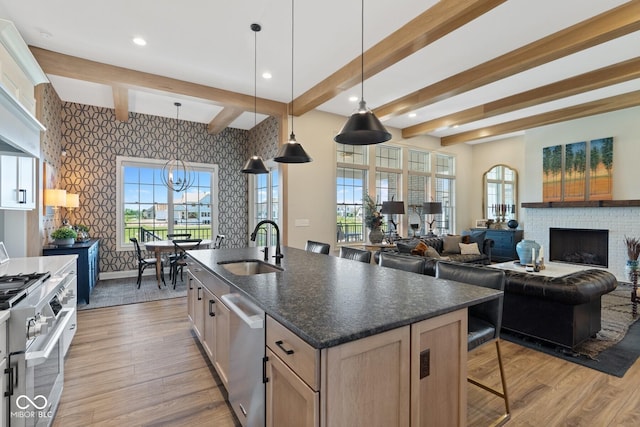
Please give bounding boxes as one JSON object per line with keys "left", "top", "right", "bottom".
{"left": 520, "top": 105, "right": 640, "bottom": 282}
{"left": 285, "top": 109, "right": 474, "bottom": 250}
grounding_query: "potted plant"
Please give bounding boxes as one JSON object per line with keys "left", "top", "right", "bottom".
{"left": 363, "top": 193, "right": 384, "bottom": 243}
{"left": 51, "top": 227, "right": 77, "bottom": 246}
{"left": 624, "top": 235, "right": 640, "bottom": 278}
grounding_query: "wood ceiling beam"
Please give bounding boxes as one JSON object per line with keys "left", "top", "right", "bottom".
{"left": 402, "top": 56, "right": 640, "bottom": 138}
{"left": 290, "top": 0, "right": 506, "bottom": 116}
{"left": 376, "top": 1, "right": 640, "bottom": 120}
{"left": 207, "top": 107, "right": 243, "bottom": 135}
{"left": 112, "top": 86, "right": 129, "bottom": 122}
{"left": 30, "top": 46, "right": 288, "bottom": 118}
{"left": 440, "top": 90, "right": 640, "bottom": 146}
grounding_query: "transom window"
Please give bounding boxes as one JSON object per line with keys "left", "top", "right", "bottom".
{"left": 116, "top": 156, "right": 218, "bottom": 250}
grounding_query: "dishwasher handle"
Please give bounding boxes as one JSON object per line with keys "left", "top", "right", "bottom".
{"left": 221, "top": 294, "right": 264, "bottom": 329}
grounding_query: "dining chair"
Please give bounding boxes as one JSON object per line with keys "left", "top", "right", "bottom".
{"left": 130, "top": 237, "right": 165, "bottom": 288}
{"left": 378, "top": 252, "right": 425, "bottom": 274}
{"left": 171, "top": 239, "right": 202, "bottom": 288}
{"left": 213, "top": 234, "right": 225, "bottom": 249}
{"left": 339, "top": 246, "right": 372, "bottom": 263}
{"left": 305, "top": 240, "right": 330, "bottom": 254}
{"left": 165, "top": 233, "right": 192, "bottom": 280}
{"left": 435, "top": 261, "right": 510, "bottom": 426}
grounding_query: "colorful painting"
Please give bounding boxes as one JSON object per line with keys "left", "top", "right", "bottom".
{"left": 542, "top": 137, "right": 613, "bottom": 202}
{"left": 563, "top": 141, "right": 586, "bottom": 201}
{"left": 589, "top": 137, "right": 613, "bottom": 200}
{"left": 542, "top": 145, "right": 562, "bottom": 202}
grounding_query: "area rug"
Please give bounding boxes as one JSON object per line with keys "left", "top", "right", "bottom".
{"left": 77, "top": 276, "right": 187, "bottom": 310}
{"left": 503, "top": 282, "right": 640, "bottom": 377}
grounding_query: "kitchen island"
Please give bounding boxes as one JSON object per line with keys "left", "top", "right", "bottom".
{"left": 187, "top": 246, "right": 502, "bottom": 427}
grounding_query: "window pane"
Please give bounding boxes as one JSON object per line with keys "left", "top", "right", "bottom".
{"left": 436, "top": 154, "right": 455, "bottom": 175}
{"left": 376, "top": 145, "right": 401, "bottom": 169}
{"left": 408, "top": 150, "right": 429, "bottom": 173}
{"left": 337, "top": 167, "right": 366, "bottom": 243}
{"left": 337, "top": 144, "right": 367, "bottom": 165}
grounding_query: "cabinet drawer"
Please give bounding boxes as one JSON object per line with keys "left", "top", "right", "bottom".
{"left": 187, "top": 262, "right": 229, "bottom": 297}
{"left": 266, "top": 315, "right": 319, "bottom": 391}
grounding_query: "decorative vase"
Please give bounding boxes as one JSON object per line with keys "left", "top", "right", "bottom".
{"left": 368, "top": 228, "right": 384, "bottom": 244}
{"left": 625, "top": 259, "right": 639, "bottom": 280}
{"left": 54, "top": 238, "right": 75, "bottom": 247}
{"left": 507, "top": 219, "right": 519, "bottom": 229}
{"left": 515, "top": 239, "right": 540, "bottom": 265}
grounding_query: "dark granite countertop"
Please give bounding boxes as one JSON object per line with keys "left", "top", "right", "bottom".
{"left": 188, "top": 246, "right": 501, "bottom": 349}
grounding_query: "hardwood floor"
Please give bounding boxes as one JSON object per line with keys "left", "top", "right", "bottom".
{"left": 53, "top": 297, "right": 240, "bottom": 427}
{"left": 54, "top": 297, "right": 640, "bottom": 426}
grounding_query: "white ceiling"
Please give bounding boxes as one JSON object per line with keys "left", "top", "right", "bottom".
{"left": 0, "top": 0, "right": 636, "bottom": 142}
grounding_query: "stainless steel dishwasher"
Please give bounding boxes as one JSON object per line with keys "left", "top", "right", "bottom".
{"left": 221, "top": 292, "right": 265, "bottom": 427}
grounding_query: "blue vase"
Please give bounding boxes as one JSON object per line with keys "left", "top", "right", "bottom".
{"left": 515, "top": 239, "right": 540, "bottom": 265}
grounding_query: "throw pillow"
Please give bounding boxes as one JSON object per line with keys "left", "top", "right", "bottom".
{"left": 462, "top": 230, "right": 486, "bottom": 253}
{"left": 443, "top": 235, "right": 462, "bottom": 254}
{"left": 397, "top": 240, "right": 419, "bottom": 254}
{"left": 459, "top": 242, "right": 481, "bottom": 255}
{"left": 411, "top": 241, "right": 429, "bottom": 256}
{"left": 425, "top": 246, "right": 441, "bottom": 259}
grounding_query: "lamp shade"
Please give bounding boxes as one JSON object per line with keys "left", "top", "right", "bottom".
{"left": 334, "top": 101, "right": 392, "bottom": 145}
{"left": 422, "top": 202, "right": 442, "bottom": 214}
{"left": 242, "top": 156, "right": 269, "bottom": 174}
{"left": 381, "top": 201, "right": 405, "bottom": 215}
{"left": 44, "top": 189, "right": 67, "bottom": 207}
{"left": 274, "top": 136, "right": 312, "bottom": 163}
{"left": 65, "top": 193, "right": 79, "bottom": 209}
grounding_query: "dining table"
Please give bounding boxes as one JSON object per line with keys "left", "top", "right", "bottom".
{"left": 144, "top": 239, "right": 212, "bottom": 286}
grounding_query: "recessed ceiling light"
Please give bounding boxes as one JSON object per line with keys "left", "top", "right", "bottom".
{"left": 262, "top": 72, "right": 272, "bottom": 79}
{"left": 132, "top": 37, "right": 147, "bottom": 46}
{"left": 408, "top": 113, "right": 417, "bottom": 118}
{"left": 349, "top": 96, "right": 358, "bottom": 102}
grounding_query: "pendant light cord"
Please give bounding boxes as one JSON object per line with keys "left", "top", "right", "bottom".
{"left": 361, "top": 0, "right": 364, "bottom": 101}
{"left": 291, "top": 0, "right": 295, "bottom": 136}
{"left": 254, "top": 26, "right": 257, "bottom": 128}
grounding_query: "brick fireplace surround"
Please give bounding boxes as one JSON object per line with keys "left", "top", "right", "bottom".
{"left": 522, "top": 206, "right": 640, "bottom": 283}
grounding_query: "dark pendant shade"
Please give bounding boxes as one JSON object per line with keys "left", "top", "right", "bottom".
{"left": 274, "top": 133, "right": 312, "bottom": 163}
{"left": 242, "top": 155, "right": 269, "bottom": 174}
{"left": 334, "top": 100, "right": 391, "bottom": 145}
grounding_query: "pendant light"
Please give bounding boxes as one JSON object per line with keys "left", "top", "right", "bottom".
{"left": 161, "top": 102, "right": 194, "bottom": 191}
{"left": 334, "top": 0, "right": 391, "bottom": 145}
{"left": 274, "top": 0, "right": 312, "bottom": 164}
{"left": 242, "top": 23, "right": 269, "bottom": 174}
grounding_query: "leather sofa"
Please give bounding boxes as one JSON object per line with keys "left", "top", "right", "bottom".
{"left": 500, "top": 268, "right": 617, "bottom": 349}
{"left": 373, "top": 235, "right": 494, "bottom": 275}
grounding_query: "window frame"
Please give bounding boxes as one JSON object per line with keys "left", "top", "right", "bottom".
{"left": 115, "top": 156, "right": 219, "bottom": 251}
{"left": 247, "top": 160, "right": 281, "bottom": 247}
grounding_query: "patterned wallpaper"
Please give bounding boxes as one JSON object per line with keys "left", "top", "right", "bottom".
{"left": 39, "top": 84, "right": 64, "bottom": 242}
{"left": 55, "top": 102, "right": 269, "bottom": 273}
{"left": 249, "top": 116, "right": 280, "bottom": 159}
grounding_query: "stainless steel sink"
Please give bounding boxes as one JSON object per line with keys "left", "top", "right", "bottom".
{"left": 218, "top": 259, "right": 283, "bottom": 276}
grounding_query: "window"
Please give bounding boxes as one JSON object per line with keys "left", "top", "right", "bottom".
{"left": 484, "top": 164, "right": 517, "bottom": 222}
{"left": 249, "top": 163, "right": 279, "bottom": 247}
{"left": 337, "top": 145, "right": 368, "bottom": 243}
{"left": 408, "top": 150, "right": 430, "bottom": 235}
{"left": 116, "top": 157, "right": 218, "bottom": 250}
{"left": 434, "top": 154, "right": 455, "bottom": 235}
{"left": 376, "top": 146, "right": 402, "bottom": 234}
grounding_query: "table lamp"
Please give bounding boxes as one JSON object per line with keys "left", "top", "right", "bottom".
{"left": 381, "top": 201, "right": 405, "bottom": 242}
{"left": 423, "top": 202, "right": 442, "bottom": 237}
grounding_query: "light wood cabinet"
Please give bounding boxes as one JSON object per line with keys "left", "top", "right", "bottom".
{"left": 0, "top": 154, "right": 35, "bottom": 210}
{"left": 266, "top": 347, "right": 319, "bottom": 427}
{"left": 266, "top": 310, "right": 467, "bottom": 427}
{"left": 411, "top": 309, "right": 467, "bottom": 427}
{"left": 186, "top": 265, "right": 230, "bottom": 388}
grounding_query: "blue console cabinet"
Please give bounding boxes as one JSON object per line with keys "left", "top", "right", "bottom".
{"left": 43, "top": 239, "right": 99, "bottom": 304}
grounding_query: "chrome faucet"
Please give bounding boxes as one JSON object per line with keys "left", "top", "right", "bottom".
{"left": 250, "top": 220, "right": 283, "bottom": 264}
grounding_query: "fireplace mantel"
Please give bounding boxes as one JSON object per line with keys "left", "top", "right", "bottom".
{"left": 522, "top": 200, "right": 640, "bottom": 208}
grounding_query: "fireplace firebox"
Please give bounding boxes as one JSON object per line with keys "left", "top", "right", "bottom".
{"left": 549, "top": 228, "right": 608, "bottom": 268}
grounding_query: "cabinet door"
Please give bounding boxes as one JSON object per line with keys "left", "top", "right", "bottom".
{"left": 0, "top": 155, "right": 34, "bottom": 209}
{"left": 202, "top": 287, "right": 216, "bottom": 361}
{"left": 410, "top": 309, "right": 467, "bottom": 427}
{"left": 266, "top": 348, "right": 319, "bottom": 427}
{"left": 323, "top": 326, "right": 410, "bottom": 427}
{"left": 17, "top": 156, "right": 35, "bottom": 208}
{"left": 213, "top": 295, "right": 230, "bottom": 388}
{"left": 0, "top": 357, "right": 5, "bottom": 427}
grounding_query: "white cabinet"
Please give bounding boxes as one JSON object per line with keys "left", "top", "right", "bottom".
{"left": 0, "top": 310, "right": 8, "bottom": 427}
{"left": 0, "top": 154, "right": 35, "bottom": 210}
